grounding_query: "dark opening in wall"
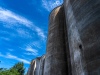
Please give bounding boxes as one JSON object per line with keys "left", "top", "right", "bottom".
{"left": 79, "top": 44, "right": 82, "bottom": 50}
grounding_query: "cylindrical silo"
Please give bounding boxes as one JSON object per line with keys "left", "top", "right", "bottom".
{"left": 44, "top": 5, "right": 68, "bottom": 75}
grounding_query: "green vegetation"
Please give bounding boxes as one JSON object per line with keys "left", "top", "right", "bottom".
{"left": 0, "top": 62, "right": 25, "bottom": 75}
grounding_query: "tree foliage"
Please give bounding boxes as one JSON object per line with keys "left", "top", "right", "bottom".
{"left": 0, "top": 62, "right": 25, "bottom": 75}
{"left": 11, "top": 62, "right": 25, "bottom": 75}
{"left": 0, "top": 68, "right": 20, "bottom": 75}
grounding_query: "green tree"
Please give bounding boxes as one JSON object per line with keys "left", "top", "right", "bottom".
{"left": 11, "top": 62, "right": 25, "bottom": 75}
{"left": 0, "top": 62, "right": 25, "bottom": 75}
{"left": 0, "top": 68, "right": 20, "bottom": 75}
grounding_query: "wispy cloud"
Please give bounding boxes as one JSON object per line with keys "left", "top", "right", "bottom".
{"left": 0, "top": 52, "right": 30, "bottom": 64}
{"left": 8, "top": 49, "right": 14, "bottom": 52}
{"left": 16, "top": 28, "right": 32, "bottom": 38}
{"left": 0, "top": 53, "right": 3, "bottom": 57}
{"left": 0, "top": 36, "right": 10, "bottom": 41}
{"left": 42, "top": 0, "right": 63, "bottom": 11}
{"left": 0, "top": 7, "right": 46, "bottom": 40}
{"left": 34, "top": 26, "right": 46, "bottom": 40}
{"left": 0, "top": 7, "right": 31, "bottom": 28}
{"left": 32, "top": 41, "right": 42, "bottom": 48}
{"left": 25, "top": 46, "right": 38, "bottom": 56}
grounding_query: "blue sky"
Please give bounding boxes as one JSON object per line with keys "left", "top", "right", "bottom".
{"left": 0, "top": 0, "right": 63, "bottom": 71}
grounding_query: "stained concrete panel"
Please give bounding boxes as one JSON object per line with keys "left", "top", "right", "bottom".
{"left": 64, "top": 0, "right": 100, "bottom": 75}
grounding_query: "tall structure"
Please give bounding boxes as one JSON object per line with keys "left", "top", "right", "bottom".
{"left": 27, "top": 0, "right": 100, "bottom": 75}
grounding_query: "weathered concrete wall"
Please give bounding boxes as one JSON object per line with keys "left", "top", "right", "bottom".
{"left": 27, "top": 60, "right": 36, "bottom": 75}
{"left": 64, "top": 0, "right": 100, "bottom": 75}
{"left": 27, "top": 56, "right": 45, "bottom": 75}
{"left": 39, "top": 56, "right": 45, "bottom": 75}
{"left": 43, "top": 5, "right": 68, "bottom": 75}
{"left": 27, "top": 0, "right": 100, "bottom": 75}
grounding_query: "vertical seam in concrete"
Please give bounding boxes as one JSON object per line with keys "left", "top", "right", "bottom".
{"left": 64, "top": 0, "right": 85, "bottom": 75}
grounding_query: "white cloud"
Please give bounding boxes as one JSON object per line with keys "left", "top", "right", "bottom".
{"left": 25, "top": 46, "right": 38, "bottom": 56}
{"left": 32, "top": 41, "right": 42, "bottom": 48}
{"left": 0, "top": 7, "right": 46, "bottom": 40}
{"left": 0, "top": 52, "right": 30, "bottom": 64}
{"left": 0, "top": 7, "right": 32, "bottom": 27}
{"left": 0, "top": 52, "right": 3, "bottom": 57}
{"left": 16, "top": 29, "right": 32, "bottom": 38}
{"left": 42, "top": 0, "right": 63, "bottom": 11}
{"left": 8, "top": 49, "right": 14, "bottom": 51}
{"left": 24, "top": 52, "right": 37, "bottom": 56}
{"left": 34, "top": 26, "right": 46, "bottom": 40}
{"left": 0, "top": 36, "right": 10, "bottom": 41}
